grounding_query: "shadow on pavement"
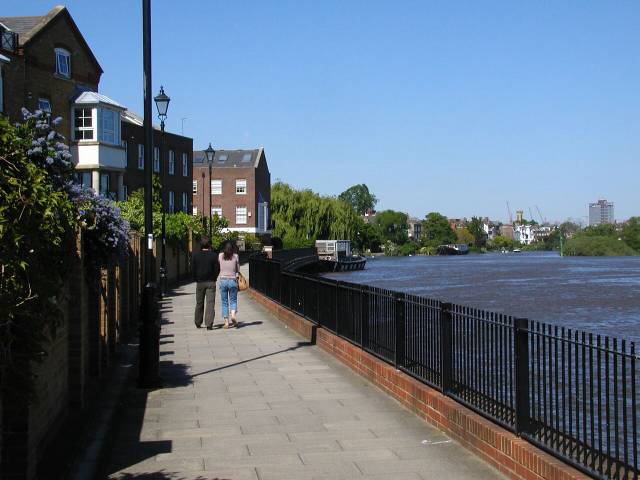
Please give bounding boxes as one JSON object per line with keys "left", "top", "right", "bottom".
{"left": 111, "top": 470, "right": 227, "bottom": 479}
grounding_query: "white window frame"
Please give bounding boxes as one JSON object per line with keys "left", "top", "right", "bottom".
{"left": 192, "top": 205, "right": 198, "bottom": 216}
{"left": 235, "top": 179, "right": 247, "bottom": 195}
{"left": 153, "top": 147, "right": 160, "bottom": 172}
{"left": 98, "top": 108, "right": 120, "bottom": 145}
{"left": 38, "top": 98, "right": 52, "bottom": 114}
{"left": 192, "top": 180, "right": 198, "bottom": 194}
{"left": 211, "top": 179, "right": 222, "bottom": 195}
{"left": 74, "top": 107, "right": 94, "bottom": 141}
{"left": 211, "top": 206, "right": 222, "bottom": 218}
{"left": 55, "top": 48, "right": 71, "bottom": 78}
{"left": 168, "top": 190, "right": 175, "bottom": 213}
{"left": 138, "top": 144, "right": 144, "bottom": 170}
{"left": 182, "top": 153, "right": 188, "bottom": 176}
{"left": 168, "top": 150, "right": 175, "bottom": 175}
{"left": 235, "top": 206, "right": 247, "bottom": 225}
{"left": 181, "top": 192, "right": 188, "bottom": 213}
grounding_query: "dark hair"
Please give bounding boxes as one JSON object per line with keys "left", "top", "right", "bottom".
{"left": 201, "top": 236, "right": 211, "bottom": 250}
{"left": 222, "top": 240, "right": 234, "bottom": 260}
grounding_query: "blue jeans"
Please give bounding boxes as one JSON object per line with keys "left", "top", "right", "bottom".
{"left": 219, "top": 278, "right": 238, "bottom": 319}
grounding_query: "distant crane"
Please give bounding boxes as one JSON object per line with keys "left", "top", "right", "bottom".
{"left": 535, "top": 205, "right": 546, "bottom": 224}
{"left": 506, "top": 201, "right": 513, "bottom": 224}
{"left": 528, "top": 207, "right": 535, "bottom": 223}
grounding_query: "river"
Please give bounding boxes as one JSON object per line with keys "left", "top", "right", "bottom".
{"left": 324, "top": 252, "right": 640, "bottom": 342}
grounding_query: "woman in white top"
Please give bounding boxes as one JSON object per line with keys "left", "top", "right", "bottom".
{"left": 218, "top": 240, "right": 240, "bottom": 328}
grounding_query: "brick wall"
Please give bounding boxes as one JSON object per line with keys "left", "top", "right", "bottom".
{"left": 248, "top": 288, "right": 590, "bottom": 480}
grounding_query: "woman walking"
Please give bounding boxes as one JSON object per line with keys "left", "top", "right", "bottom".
{"left": 218, "top": 240, "right": 240, "bottom": 328}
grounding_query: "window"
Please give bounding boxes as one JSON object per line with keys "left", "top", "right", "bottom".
{"left": 153, "top": 147, "right": 160, "bottom": 172}
{"left": 258, "top": 202, "right": 269, "bottom": 231}
{"left": 137, "top": 144, "right": 144, "bottom": 170}
{"left": 168, "top": 191, "right": 175, "bottom": 213}
{"left": 235, "top": 179, "right": 247, "bottom": 195}
{"left": 182, "top": 153, "right": 188, "bottom": 176}
{"left": 192, "top": 180, "right": 198, "bottom": 194}
{"left": 98, "top": 108, "right": 120, "bottom": 144}
{"left": 211, "top": 179, "right": 222, "bottom": 195}
{"left": 192, "top": 205, "right": 198, "bottom": 216}
{"left": 218, "top": 154, "right": 228, "bottom": 163}
{"left": 38, "top": 98, "right": 51, "bottom": 114}
{"left": 182, "top": 192, "right": 188, "bottom": 213}
{"left": 235, "top": 206, "right": 247, "bottom": 224}
{"left": 212, "top": 206, "right": 222, "bottom": 218}
{"left": 77, "top": 171, "right": 92, "bottom": 188}
{"left": 122, "top": 139, "right": 128, "bottom": 159}
{"left": 74, "top": 108, "right": 93, "bottom": 140}
{"left": 55, "top": 48, "right": 70, "bottom": 78}
{"left": 122, "top": 185, "right": 128, "bottom": 201}
{"left": 241, "top": 152, "right": 252, "bottom": 163}
{"left": 168, "top": 150, "right": 175, "bottom": 175}
{"left": 99, "top": 173, "right": 109, "bottom": 196}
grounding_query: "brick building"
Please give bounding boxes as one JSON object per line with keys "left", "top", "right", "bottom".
{"left": 192, "top": 148, "right": 270, "bottom": 236}
{"left": 0, "top": 6, "right": 102, "bottom": 138}
{"left": 121, "top": 110, "right": 193, "bottom": 213}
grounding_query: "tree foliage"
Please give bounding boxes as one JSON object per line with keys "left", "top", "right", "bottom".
{"left": 467, "top": 216, "right": 487, "bottom": 249}
{"left": 622, "top": 217, "right": 640, "bottom": 252}
{"left": 421, "top": 212, "right": 456, "bottom": 248}
{"left": 373, "top": 210, "right": 408, "bottom": 245}
{"left": 270, "top": 182, "right": 364, "bottom": 249}
{"left": 338, "top": 183, "right": 378, "bottom": 215}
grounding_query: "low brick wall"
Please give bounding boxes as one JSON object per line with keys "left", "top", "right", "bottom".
{"left": 248, "top": 287, "right": 589, "bottom": 480}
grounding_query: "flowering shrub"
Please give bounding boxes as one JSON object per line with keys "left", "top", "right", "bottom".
{"left": 67, "top": 183, "right": 130, "bottom": 267}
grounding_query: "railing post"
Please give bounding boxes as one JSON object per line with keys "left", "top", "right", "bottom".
{"left": 514, "top": 317, "right": 531, "bottom": 435}
{"left": 360, "top": 285, "right": 369, "bottom": 350}
{"left": 394, "top": 292, "right": 406, "bottom": 370}
{"left": 335, "top": 281, "right": 341, "bottom": 336}
{"left": 440, "top": 302, "right": 453, "bottom": 395}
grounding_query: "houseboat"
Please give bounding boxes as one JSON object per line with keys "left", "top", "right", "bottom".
{"left": 437, "top": 243, "right": 469, "bottom": 255}
{"left": 315, "top": 240, "right": 366, "bottom": 271}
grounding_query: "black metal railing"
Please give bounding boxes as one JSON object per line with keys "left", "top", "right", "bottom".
{"left": 249, "top": 254, "right": 639, "bottom": 480}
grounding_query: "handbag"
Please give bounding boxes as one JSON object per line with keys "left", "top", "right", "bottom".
{"left": 237, "top": 272, "right": 248, "bottom": 291}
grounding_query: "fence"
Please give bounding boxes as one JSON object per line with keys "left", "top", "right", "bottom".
{"left": 249, "top": 254, "right": 639, "bottom": 480}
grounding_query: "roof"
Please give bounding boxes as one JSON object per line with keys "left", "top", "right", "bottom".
{"left": 193, "top": 148, "right": 264, "bottom": 168}
{"left": 121, "top": 109, "right": 161, "bottom": 130}
{"left": 72, "top": 90, "right": 125, "bottom": 109}
{"left": 0, "top": 5, "right": 103, "bottom": 73}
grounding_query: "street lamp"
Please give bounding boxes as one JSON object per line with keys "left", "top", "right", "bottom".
{"left": 154, "top": 85, "right": 170, "bottom": 296}
{"left": 203, "top": 143, "right": 215, "bottom": 238}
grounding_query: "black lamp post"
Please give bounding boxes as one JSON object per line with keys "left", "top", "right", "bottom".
{"left": 154, "top": 86, "right": 170, "bottom": 296}
{"left": 201, "top": 171, "right": 206, "bottom": 228}
{"left": 203, "top": 143, "right": 215, "bottom": 238}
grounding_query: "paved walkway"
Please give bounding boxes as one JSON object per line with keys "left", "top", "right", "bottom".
{"left": 103, "top": 267, "right": 504, "bottom": 480}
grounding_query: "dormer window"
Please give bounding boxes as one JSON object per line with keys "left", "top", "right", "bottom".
{"left": 55, "top": 48, "right": 70, "bottom": 78}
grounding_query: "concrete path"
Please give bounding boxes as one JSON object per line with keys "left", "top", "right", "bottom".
{"left": 102, "top": 267, "right": 504, "bottom": 480}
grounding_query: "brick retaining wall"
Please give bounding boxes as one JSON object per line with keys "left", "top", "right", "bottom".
{"left": 248, "top": 287, "right": 589, "bottom": 480}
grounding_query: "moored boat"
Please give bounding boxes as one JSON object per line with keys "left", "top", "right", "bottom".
{"left": 437, "top": 243, "right": 469, "bottom": 255}
{"left": 315, "top": 240, "right": 366, "bottom": 271}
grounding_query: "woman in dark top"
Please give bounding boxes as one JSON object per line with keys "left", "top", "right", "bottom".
{"left": 192, "top": 236, "right": 220, "bottom": 329}
{"left": 218, "top": 240, "right": 240, "bottom": 328}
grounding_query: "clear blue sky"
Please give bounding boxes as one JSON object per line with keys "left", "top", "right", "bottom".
{"left": 8, "top": 1, "right": 640, "bottom": 223}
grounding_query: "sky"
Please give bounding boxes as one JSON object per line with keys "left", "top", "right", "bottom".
{"left": 7, "top": 1, "right": 640, "bottom": 223}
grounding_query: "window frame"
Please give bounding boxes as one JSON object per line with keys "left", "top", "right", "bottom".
{"left": 99, "top": 173, "right": 109, "bottom": 196}
{"left": 235, "top": 179, "right": 247, "bottom": 195}
{"left": 211, "top": 206, "right": 222, "bottom": 218}
{"left": 153, "top": 146, "right": 160, "bottom": 172}
{"left": 235, "top": 206, "right": 247, "bottom": 225}
{"left": 192, "top": 205, "right": 198, "bottom": 216}
{"left": 168, "top": 190, "right": 175, "bottom": 213}
{"left": 74, "top": 107, "right": 94, "bottom": 141}
{"left": 168, "top": 150, "right": 175, "bottom": 175}
{"left": 137, "top": 144, "right": 144, "bottom": 170}
{"left": 192, "top": 180, "right": 198, "bottom": 194}
{"left": 211, "top": 179, "right": 222, "bottom": 195}
{"left": 182, "top": 153, "right": 188, "bottom": 176}
{"left": 122, "top": 184, "right": 128, "bottom": 201}
{"left": 38, "top": 98, "right": 52, "bottom": 114}
{"left": 181, "top": 192, "right": 188, "bottom": 213}
{"left": 98, "top": 108, "right": 120, "bottom": 145}
{"left": 55, "top": 47, "right": 71, "bottom": 78}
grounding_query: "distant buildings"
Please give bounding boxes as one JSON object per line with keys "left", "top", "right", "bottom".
{"left": 589, "top": 199, "right": 614, "bottom": 226}
{"left": 407, "top": 217, "right": 422, "bottom": 241}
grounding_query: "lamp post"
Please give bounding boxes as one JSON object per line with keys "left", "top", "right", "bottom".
{"left": 154, "top": 86, "right": 170, "bottom": 296}
{"left": 201, "top": 171, "right": 206, "bottom": 228}
{"left": 139, "top": 0, "right": 160, "bottom": 388}
{"left": 203, "top": 143, "right": 215, "bottom": 238}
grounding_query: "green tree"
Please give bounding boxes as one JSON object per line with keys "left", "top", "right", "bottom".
{"left": 467, "top": 216, "right": 487, "bottom": 249}
{"left": 421, "top": 212, "right": 456, "bottom": 248}
{"left": 488, "top": 235, "right": 518, "bottom": 251}
{"left": 622, "top": 217, "right": 640, "bottom": 252}
{"left": 338, "top": 184, "right": 378, "bottom": 215}
{"left": 373, "top": 210, "right": 409, "bottom": 245}
{"left": 456, "top": 228, "right": 475, "bottom": 245}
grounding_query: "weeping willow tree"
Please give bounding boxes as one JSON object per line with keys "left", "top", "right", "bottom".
{"left": 271, "top": 182, "right": 364, "bottom": 248}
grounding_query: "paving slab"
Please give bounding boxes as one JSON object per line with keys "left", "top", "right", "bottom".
{"left": 102, "top": 266, "right": 504, "bottom": 480}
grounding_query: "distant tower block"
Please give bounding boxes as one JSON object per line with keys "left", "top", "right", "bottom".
{"left": 516, "top": 210, "right": 524, "bottom": 223}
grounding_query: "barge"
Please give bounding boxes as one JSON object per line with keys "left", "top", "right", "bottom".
{"left": 315, "top": 240, "right": 366, "bottom": 272}
{"left": 437, "top": 243, "right": 469, "bottom": 255}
